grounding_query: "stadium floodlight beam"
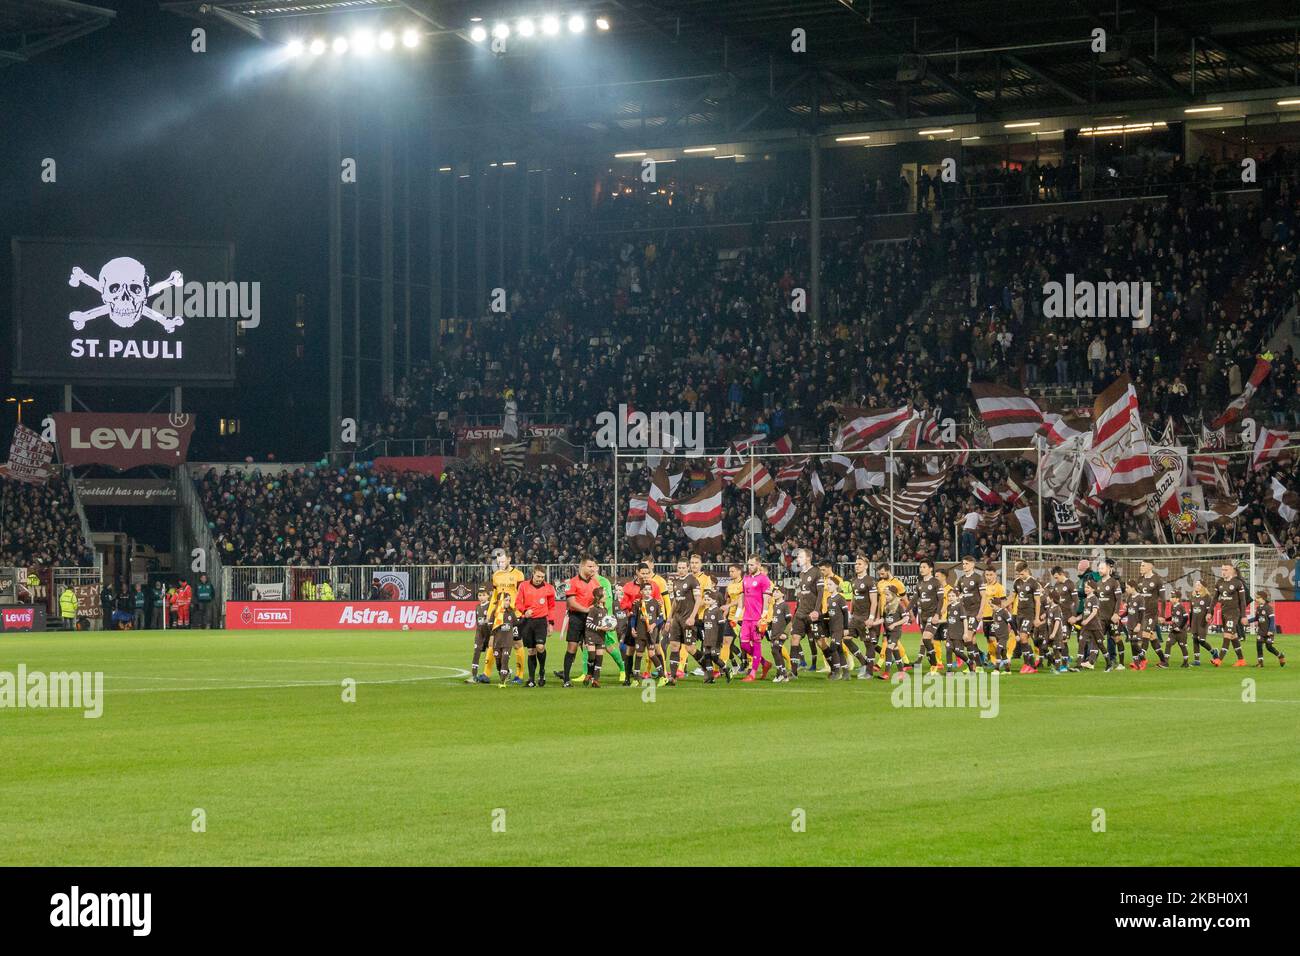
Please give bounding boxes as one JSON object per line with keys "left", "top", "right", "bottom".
{"left": 402, "top": 28, "right": 420, "bottom": 48}
{"left": 1184, "top": 105, "right": 1224, "bottom": 113}
{"left": 285, "top": 39, "right": 304, "bottom": 57}
{"left": 518, "top": 18, "right": 536, "bottom": 37}
{"left": 309, "top": 38, "right": 327, "bottom": 55}
{"left": 353, "top": 29, "right": 375, "bottom": 54}
{"left": 596, "top": 16, "right": 610, "bottom": 30}
{"left": 492, "top": 22, "right": 510, "bottom": 39}
{"left": 470, "top": 25, "right": 487, "bottom": 42}
{"left": 541, "top": 15, "right": 561, "bottom": 35}
{"left": 568, "top": 14, "right": 585, "bottom": 32}
{"left": 378, "top": 30, "right": 395, "bottom": 50}
{"left": 332, "top": 36, "right": 349, "bottom": 54}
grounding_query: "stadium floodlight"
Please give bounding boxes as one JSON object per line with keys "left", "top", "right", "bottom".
{"left": 1184, "top": 105, "right": 1223, "bottom": 113}
{"left": 541, "top": 15, "right": 560, "bottom": 35}
{"left": 835, "top": 134, "right": 871, "bottom": 142}
{"left": 682, "top": 146, "right": 716, "bottom": 153}
{"left": 470, "top": 25, "right": 487, "bottom": 42}
{"left": 402, "top": 28, "right": 420, "bottom": 48}
{"left": 353, "top": 29, "right": 375, "bottom": 54}
{"left": 332, "top": 36, "right": 349, "bottom": 54}
{"left": 1278, "top": 98, "right": 1300, "bottom": 106}
{"left": 1004, "top": 121, "right": 1040, "bottom": 128}
{"left": 917, "top": 128, "right": 953, "bottom": 135}
{"left": 613, "top": 151, "right": 646, "bottom": 158}
{"left": 309, "top": 38, "right": 327, "bottom": 55}
{"left": 378, "top": 30, "right": 396, "bottom": 50}
{"left": 285, "top": 39, "right": 304, "bottom": 57}
{"left": 568, "top": 14, "right": 585, "bottom": 33}
{"left": 596, "top": 16, "right": 610, "bottom": 30}
{"left": 518, "top": 18, "right": 536, "bottom": 37}
{"left": 492, "top": 22, "right": 510, "bottom": 40}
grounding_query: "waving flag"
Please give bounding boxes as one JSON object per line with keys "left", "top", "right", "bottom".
{"left": 833, "top": 405, "right": 914, "bottom": 452}
{"left": 969, "top": 477, "right": 1001, "bottom": 506}
{"left": 0, "top": 425, "right": 54, "bottom": 485}
{"left": 864, "top": 468, "right": 949, "bottom": 526}
{"left": 734, "top": 460, "right": 776, "bottom": 497}
{"left": 970, "top": 384, "right": 1043, "bottom": 448}
{"left": 1209, "top": 355, "right": 1273, "bottom": 428}
{"left": 673, "top": 479, "right": 724, "bottom": 553}
{"left": 1269, "top": 477, "right": 1300, "bottom": 523}
{"left": 764, "top": 490, "right": 796, "bottom": 534}
{"left": 1087, "top": 375, "right": 1156, "bottom": 501}
{"left": 1251, "top": 428, "right": 1291, "bottom": 472}
{"left": 775, "top": 458, "right": 807, "bottom": 486}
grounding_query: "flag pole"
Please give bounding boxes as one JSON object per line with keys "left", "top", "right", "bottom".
{"left": 749, "top": 443, "right": 756, "bottom": 556}
{"left": 888, "top": 440, "right": 895, "bottom": 566}
{"left": 612, "top": 449, "right": 619, "bottom": 574}
{"left": 1036, "top": 448, "right": 1043, "bottom": 547}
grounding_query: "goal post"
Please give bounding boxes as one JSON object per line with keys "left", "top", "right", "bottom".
{"left": 1001, "top": 543, "right": 1257, "bottom": 599}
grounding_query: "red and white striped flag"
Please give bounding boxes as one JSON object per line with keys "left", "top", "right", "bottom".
{"left": 673, "top": 479, "right": 724, "bottom": 553}
{"left": 1039, "top": 411, "right": 1089, "bottom": 447}
{"left": 1251, "top": 428, "right": 1291, "bottom": 472}
{"left": 1087, "top": 375, "right": 1157, "bottom": 501}
{"left": 771, "top": 435, "right": 793, "bottom": 455}
{"left": 809, "top": 469, "right": 825, "bottom": 501}
{"left": 840, "top": 455, "right": 886, "bottom": 496}
{"left": 969, "top": 477, "right": 1001, "bottom": 506}
{"left": 833, "top": 405, "right": 914, "bottom": 452}
{"left": 1191, "top": 451, "right": 1230, "bottom": 493}
{"left": 1269, "top": 477, "right": 1299, "bottom": 523}
{"left": 1209, "top": 355, "right": 1272, "bottom": 429}
{"left": 775, "top": 458, "right": 806, "bottom": 486}
{"left": 625, "top": 494, "right": 650, "bottom": 542}
{"left": 734, "top": 460, "right": 776, "bottom": 497}
{"left": 730, "top": 433, "right": 768, "bottom": 456}
{"left": 764, "top": 490, "right": 797, "bottom": 534}
{"left": 970, "top": 383, "right": 1043, "bottom": 448}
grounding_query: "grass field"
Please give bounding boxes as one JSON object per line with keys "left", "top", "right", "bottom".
{"left": 1, "top": 628, "right": 1297, "bottom": 866}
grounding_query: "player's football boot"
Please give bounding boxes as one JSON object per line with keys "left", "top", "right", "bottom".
{"left": 1233, "top": 658, "right": 1247, "bottom": 667}
{"left": 474, "top": 674, "right": 491, "bottom": 684}
{"left": 1280, "top": 655, "right": 1287, "bottom": 667}
{"left": 590, "top": 679, "right": 600, "bottom": 688}
{"left": 537, "top": 678, "right": 546, "bottom": 687}
{"left": 1128, "top": 661, "right": 1139, "bottom": 670}
{"left": 525, "top": 679, "right": 536, "bottom": 688}
{"left": 741, "top": 674, "right": 756, "bottom": 682}
{"left": 1256, "top": 660, "right": 1264, "bottom": 667}
{"left": 761, "top": 659, "right": 772, "bottom": 679}
{"left": 561, "top": 679, "right": 573, "bottom": 688}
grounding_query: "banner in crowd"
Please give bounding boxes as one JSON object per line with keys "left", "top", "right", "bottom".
{"left": 0, "top": 424, "right": 54, "bottom": 485}
{"left": 73, "top": 478, "right": 178, "bottom": 506}
{"left": 227, "top": 601, "right": 480, "bottom": 631}
{"left": 52, "top": 412, "right": 195, "bottom": 468}
{"left": 372, "top": 457, "right": 447, "bottom": 479}
{"left": 367, "top": 571, "right": 410, "bottom": 600}
{"left": 455, "top": 424, "right": 567, "bottom": 441}
{"left": 250, "top": 582, "right": 285, "bottom": 601}
{"left": 72, "top": 585, "right": 102, "bottom": 620}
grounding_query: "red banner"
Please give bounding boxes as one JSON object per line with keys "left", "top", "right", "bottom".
{"left": 53, "top": 412, "right": 195, "bottom": 469}
{"left": 227, "top": 600, "right": 479, "bottom": 631}
{"left": 372, "top": 456, "right": 446, "bottom": 479}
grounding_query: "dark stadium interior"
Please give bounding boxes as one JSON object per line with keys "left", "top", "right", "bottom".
{"left": 3, "top": 0, "right": 1300, "bottom": 579}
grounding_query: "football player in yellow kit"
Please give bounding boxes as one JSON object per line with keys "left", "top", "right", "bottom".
{"left": 486, "top": 549, "right": 525, "bottom": 682}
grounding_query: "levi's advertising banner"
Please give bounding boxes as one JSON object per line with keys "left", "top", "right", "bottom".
{"left": 227, "top": 601, "right": 480, "bottom": 631}
{"left": 12, "top": 237, "right": 237, "bottom": 385}
{"left": 53, "top": 413, "right": 195, "bottom": 469}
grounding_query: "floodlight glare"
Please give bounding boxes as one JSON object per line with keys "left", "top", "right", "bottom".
{"left": 353, "top": 29, "right": 375, "bottom": 54}
{"left": 542, "top": 15, "right": 561, "bottom": 35}
{"left": 492, "top": 23, "right": 511, "bottom": 40}
{"left": 309, "top": 38, "right": 327, "bottom": 55}
{"left": 596, "top": 17, "right": 610, "bottom": 30}
{"left": 470, "top": 25, "right": 488, "bottom": 42}
{"left": 285, "top": 39, "right": 304, "bottom": 57}
{"left": 402, "top": 28, "right": 420, "bottom": 48}
{"left": 378, "top": 30, "right": 396, "bottom": 50}
{"left": 332, "top": 36, "right": 349, "bottom": 54}
{"left": 568, "top": 15, "right": 585, "bottom": 33}
{"left": 518, "top": 18, "right": 536, "bottom": 37}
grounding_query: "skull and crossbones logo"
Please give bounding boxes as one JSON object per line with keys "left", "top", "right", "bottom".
{"left": 68, "top": 257, "right": 184, "bottom": 333}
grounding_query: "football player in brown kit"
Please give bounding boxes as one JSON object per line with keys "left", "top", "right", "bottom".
{"left": 467, "top": 585, "right": 494, "bottom": 684}
{"left": 846, "top": 555, "right": 883, "bottom": 680}
{"left": 767, "top": 586, "right": 797, "bottom": 682}
{"left": 1213, "top": 563, "right": 1250, "bottom": 667}
{"left": 1095, "top": 558, "right": 1127, "bottom": 672}
{"left": 1249, "top": 592, "right": 1286, "bottom": 667}
{"left": 1164, "top": 588, "right": 1192, "bottom": 668}
{"left": 1009, "top": 561, "right": 1043, "bottom": 674}
{"left": 1071, "top": 578, "right": 1105, "bottom": 669}
{"left": 631, "top": 586, "right": 668, "bottom": 683}
{"left": 906, "top": 559, "right": 940, "bottom": 674}
{"left": 662, "top": 556, "right": 702, "bottom": 686}
{"left": 955, "top": 555, "right": 984, "bottom": 670}
{"left": 789, "top": 548, "right": 822, "bottom": 676}
{"left": 1188, "top": 580, "right": 1220, "bottom": 666}
{"left": 814, "top": 560, "right": 852, "bottom": 680}
{"left": 1131, "top": 560, "right": 1170, "bottom": 669}
{"left": 986, "top": 595, "right": 1015, "bottom": 673}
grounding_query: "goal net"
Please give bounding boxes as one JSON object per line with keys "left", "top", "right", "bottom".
{"left": 1001, "top": 544, "right": 1257, "bottom": 599}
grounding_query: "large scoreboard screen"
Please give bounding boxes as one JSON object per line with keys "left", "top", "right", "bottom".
{"left": 12, "top": 237, "right": 237, "bottom": 385}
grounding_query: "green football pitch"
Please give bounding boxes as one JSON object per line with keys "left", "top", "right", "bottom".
{"left": 1, "top": 629, "right": 1296, "bottom": 866}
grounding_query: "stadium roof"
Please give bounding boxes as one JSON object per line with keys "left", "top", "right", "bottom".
{"left": 164, "top": 0, "right": 1300, "bottom": 149}
{"left": 0, "top": 0, "right": 116, "bottom": 67}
